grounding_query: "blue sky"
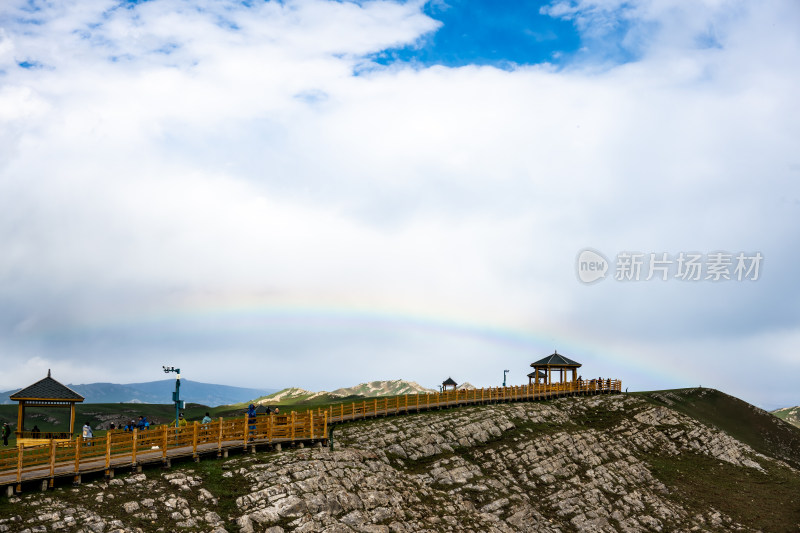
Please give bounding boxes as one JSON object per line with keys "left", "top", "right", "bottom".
{"left": 372, "top": 0, "right": 584, "bottom": 68}
{"left": 0, "top": 0, "right": 799, "bottom": 410}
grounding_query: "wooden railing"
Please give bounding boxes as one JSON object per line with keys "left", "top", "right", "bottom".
{"left": 0, "top": 379, "right": 620, "bottom": 487}
{"left": 15, "top": 431, "right": 72, "bottom": 440}
{"left": 320, "top": 379, "right": 622, "bottom": 423}
{"left": 0, "top": 411, "right": 327, "bottom": 487}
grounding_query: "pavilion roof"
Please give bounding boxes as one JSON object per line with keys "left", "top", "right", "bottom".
{"left": 527, "top": 370, "right": 548, "bottom": 379}
{"left": 442, "top": 377, "right": 457, "bottom": 386}
{"left": 9, "top": 372, "right": 84, "bottom": 402}
{"left": 530, "top": 351, "right": 581, "bottom": 368}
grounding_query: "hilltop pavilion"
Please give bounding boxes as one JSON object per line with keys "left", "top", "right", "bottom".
{"left": 442, "top": 377, "right": 457, "bottom": 392}
{"left": 529, "top": 351, "right": 582, "bottom": 385}
{"left": 9, "top": 370, "right": 84, "bottom": 447}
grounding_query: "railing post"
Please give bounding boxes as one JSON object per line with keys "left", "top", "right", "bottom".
{"left": 74, "top": 437, "right": 81, "bottom": 473}
{"left": 310, "top": 411, "right": 314, "bottom": 440}
{"left": 162, "top": 425, "right": 168, "bottom": 459}
{"left": 132, "top": 428, "right": 138, "bottom": 465}
{"left": 192, "top": 422, "right": 199, "bottom": 457}
{"left": 323, "top": 412, "right": 328, "bottom": 440}
{"left": 16, "top": 445, "right": 23, "bottom": 484}
{"left": 217, "top": 418, "right": 223, "bottom": 453}
{"left": 268, "top": 414, "right": 273, "bottom": 443}
{"left": 105, "top": 432, "right": 111, "bottom": 469}
{"left": 49, "top": 439, "right": 56, "bottom": 479}
{"left": 291, "top": 411, "right": 296, "bottom": 441}
{"left": 243, "top": 418, "right": 249, "bottom": 449}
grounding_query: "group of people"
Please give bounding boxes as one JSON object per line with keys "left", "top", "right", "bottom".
{"left": 247, "top": 404, "right": 281, "bottom": 432}
{"left": 172, "top": 412, "right": 214, "bottom": 427}
{"left": 122, "top": 416, "right": 151, "bottom": 431}
{"left": 1, "top": 408, "right": 281, "bottom": 446}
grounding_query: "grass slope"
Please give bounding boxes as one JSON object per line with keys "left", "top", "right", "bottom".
{"left": 772, "top": 405, "right": 800, "bottom": 429}
{"left": 635, "top": 388, "right": 800, "bottom": 470}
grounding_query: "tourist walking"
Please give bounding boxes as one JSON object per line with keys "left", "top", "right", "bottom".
{"left": 2, "top": 422, "right": 10, "bottom": 446}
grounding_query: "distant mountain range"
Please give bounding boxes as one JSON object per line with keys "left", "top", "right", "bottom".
{"left": 252, "top": 379, "right": 437, "bottom": 406}
{"left": 2, "top": 379, "right": 276, "bottom": 407}
{"left": 772, "top": 406, "right": 800, "bottom": 428}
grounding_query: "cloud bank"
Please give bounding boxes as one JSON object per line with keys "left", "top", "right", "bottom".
{"left": 1, "top": 0, "right": 798, "bottom": 409}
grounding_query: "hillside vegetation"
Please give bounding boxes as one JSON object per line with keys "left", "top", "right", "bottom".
{"left": 1, "top": 388, "right": 799, "bottom": 532}
{"left": 773, "top": 405, "right": 800, "bottom": 429}
{"left": 248, "top": 379, "right": 436, "bottom": 407}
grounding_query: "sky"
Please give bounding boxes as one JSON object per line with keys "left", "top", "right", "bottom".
{"left": 0, "top": 0, "right": 798, "bottom": 410}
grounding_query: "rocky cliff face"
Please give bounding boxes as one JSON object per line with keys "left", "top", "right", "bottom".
{"left": 2, "top": 391, "right": 799, "bottom": 533}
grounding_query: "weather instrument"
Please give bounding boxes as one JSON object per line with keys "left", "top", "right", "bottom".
{"left": 163, "top": 366, "right": 184, "bottom": 427}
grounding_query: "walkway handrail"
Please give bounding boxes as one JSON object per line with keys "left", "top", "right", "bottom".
{"left": 0, "top": 379, "right": 621, "bottom": 484}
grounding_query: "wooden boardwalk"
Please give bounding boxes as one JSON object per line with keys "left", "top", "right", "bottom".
{"left": 1, "top": 379, "right": 621, "bottom": 494}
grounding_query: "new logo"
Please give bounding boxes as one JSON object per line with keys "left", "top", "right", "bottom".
{"left": 576, "top": 248, "right": 609, "bottom": 284}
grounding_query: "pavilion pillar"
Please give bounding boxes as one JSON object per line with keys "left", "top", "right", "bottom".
{"left": 69, "top": 404, "right": 76, "bottom": 435}
{"left": 17, "top": 402, "right": 24, "bottom": 433}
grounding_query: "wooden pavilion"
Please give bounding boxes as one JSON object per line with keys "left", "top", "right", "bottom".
{"left": 529, "top": 351, "right": 582, "bottom": 385}
{"left": 526, "top": 369, "right": 548, "bottom": 384}
{"left": 9, "top": 370, "right": 84, "bottom": 447}
{"left": 442, "top": 377, "right": 457, "bottom": 392}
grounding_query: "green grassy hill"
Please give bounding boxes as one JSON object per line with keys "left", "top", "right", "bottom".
{"left": 636, "top": 388, "right": 800, "bottom": 469}
{"left": 772, "top": 405, "right": 800, "bottom": 429}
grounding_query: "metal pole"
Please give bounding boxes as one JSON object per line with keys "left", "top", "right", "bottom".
{"left": 174, "top": 371, "right": 181, "bottom": 428}
{"left": 163, "top": 366, "right": 182, "bottom": 428}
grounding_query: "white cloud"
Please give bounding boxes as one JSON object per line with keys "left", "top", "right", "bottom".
{"left": 0, "top": 0, "right": 798, "bottom": 408}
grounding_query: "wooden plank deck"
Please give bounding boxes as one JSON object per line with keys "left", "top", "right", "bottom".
{"left": 1, "top": 380, "right": 621, "bottom": 493}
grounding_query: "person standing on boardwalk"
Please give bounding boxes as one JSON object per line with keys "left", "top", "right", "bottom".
{"left": 2, "top": 422, "right": 10, "bottom": 446}
{"left": 247, "top": 404, "right": 257, "bottom": 434}
{"left": 82, "top": 422, "right": 93, "bottom": 444}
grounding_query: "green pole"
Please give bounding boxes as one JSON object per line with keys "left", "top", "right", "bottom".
{"left": 174, "top": 369, "right": 181, "bottom": 428}
{"left": 163, "top": 366, "right": 182, "bottom": 428}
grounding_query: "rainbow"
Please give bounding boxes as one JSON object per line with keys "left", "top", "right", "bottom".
{"left": 32, "top": 295, "right": 688, "bottom": 387}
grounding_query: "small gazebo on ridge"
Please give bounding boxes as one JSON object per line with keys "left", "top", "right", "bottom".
{"left": 529, "top": 351, "right": 582, "bottom": 385}
{"left": 9, "top": 370, "right": 84, "bottom": 447}
{"left": 442, "top": 377, "right": 457, "bottom": 392}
